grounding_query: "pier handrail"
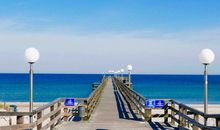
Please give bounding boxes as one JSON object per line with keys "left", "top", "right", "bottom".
{"left": 0, "top": 98, "right": 63, "bottom": 130}
{"left": 33, "top": 98, "right": 63, "bottom": 113}
{"left": 170, "top": 99, "right": 220, "bottom": 129}
{"left": 113, "top": 77, "right": 146, "bottom": 117}
{"left": 85, "top": 77, "right": 108, "bottom": 119}
{"left": 0, "top": 77, "right": 108, "bottom": 129}
{"left": 113, "top": 77, "right": 220, "bottom": 130}
{"left": 170, "top": 99, "right": 204, "bottom": 116}
{"left": 0, "top": 97, "right": 91, "bottom": 130}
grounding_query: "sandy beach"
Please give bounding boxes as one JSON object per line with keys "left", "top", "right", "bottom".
{"left": 189, "top": 104, "right": 220, "bottom": 114}
{"left": 0, "top": 102, "right": 48, "bottom": 112}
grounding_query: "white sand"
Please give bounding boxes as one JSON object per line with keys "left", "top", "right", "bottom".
{"left": 3, "top": 102, "right": 48, "bottom": 112}
{"left": 189, "top": 104, "right": 220, "bottom": 127}
{"left": 189, "top": 104, "right": 220, "bottom": 114}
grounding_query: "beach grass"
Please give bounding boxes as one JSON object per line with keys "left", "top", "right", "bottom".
{"left": 0, "top": 103, "right": 9, "bottom": 111}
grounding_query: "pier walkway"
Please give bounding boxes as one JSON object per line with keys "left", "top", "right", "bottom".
{"left": 56, "top": 78, "right": 151, "bottom": 130}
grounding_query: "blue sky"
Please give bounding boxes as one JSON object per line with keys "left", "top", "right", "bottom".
{"left": 0, "top": 0, "right": 220, "bottom": 74}
{"left": 1, "top": 0, "right": 220, "bottom": 32}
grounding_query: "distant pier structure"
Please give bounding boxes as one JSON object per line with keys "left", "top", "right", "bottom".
{"left": 0, "top": 76, "right": 220, "bottom": 130}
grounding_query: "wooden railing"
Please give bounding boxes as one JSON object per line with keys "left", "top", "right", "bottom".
{"left": 170, "top": 100, "right": 220, "bottom": 130}
{"left": 113, "top": 77, "right": 220, "bottom": 130}
{"left": 0, "top": 98, "right": 63, "bottom": 130}
{"left": 84, "top": 77, "right": 108, "bottom": 120}
{"left": 0, "top": 77, "right": 108, "bottom": 130}
{"left": 113, "top": 77, "right": 146, "bottom": 119}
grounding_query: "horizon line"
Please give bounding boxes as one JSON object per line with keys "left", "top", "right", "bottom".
{"left": 0, "top": 73, "right": 219, "bottom": 75}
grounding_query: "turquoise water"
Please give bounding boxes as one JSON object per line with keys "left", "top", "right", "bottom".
{"left": 132, "top": 75, "right": 220, "bottom": 104}
{"left": 0, "top": 74, "right": 102, "bottom": 102}
{"left": 0, "top": 74, "right": 220, "bottom": 103}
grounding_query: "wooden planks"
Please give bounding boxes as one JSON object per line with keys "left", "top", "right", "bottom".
{"left": 57, "top": 77, "right": 152, "bottom": 130}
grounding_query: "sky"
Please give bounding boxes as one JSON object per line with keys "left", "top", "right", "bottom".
{"left": 0, "top": 0, "right": 220, "bottom": 74}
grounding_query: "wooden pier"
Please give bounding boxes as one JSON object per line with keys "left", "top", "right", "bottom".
{"left": 55, "top": 77, "right": 151, "bottom": 130}
{"left": 0, "top": 77, "right": 220, "bottom": 130}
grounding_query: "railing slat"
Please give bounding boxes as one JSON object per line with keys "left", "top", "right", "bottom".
{"left": 40, "top": 114, "right": 62, "bottom": 130}
{"left": 32, "top": 105, "right": 62, "bottom": 128}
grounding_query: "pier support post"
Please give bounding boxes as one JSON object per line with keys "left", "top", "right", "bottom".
{"left": 179, "top": 106, "right": 183, "bottom": 127}
{"left": 144, "top": 109, "right": 152, "bottom": 122}
{"left": 63, "top": 107, "right": 68, "bottom": 121}
{"left": 164, "top": 103, "right": 169, "bottom": 123}
{"left": 37, "top": 112, "right": 42, "bottom": 130}
{"left": 171, "top": 103, "right": 175, "bottom": 125}
{"left": 83, "top": 102, "right": 89, "bottom": 121}
{"left": 50, "top": 105, "right": 55, "bottom": 130}
{"left": 57, "top": 102, "right": 62, "bottom": 124}
{"left": 216, "top": 118, "right": 220, "bottom": 127}
{"left": 183, "top": 108, "right": 187, "bottom": 127}
{"left": 192, "top": 114, "right": 199, "bottom": 130}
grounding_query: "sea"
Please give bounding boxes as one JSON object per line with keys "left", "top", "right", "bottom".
{"left": 0, "top": 74, "right": 220, "bottom": 104}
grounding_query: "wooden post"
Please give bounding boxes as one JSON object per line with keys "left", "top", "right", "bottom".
{"left": 164, "top": 104, "right": 169, "bottom": 123}
{"left": 37, "top": 112, "right": 42, "bottom": 130}
{"left": 83, "top": 103, "right": 89, "bottom": 121}
{"left": 144, "top": 109, "right": 152, "bottom": 121}
{"left": 171, "top": 103, "right": 175, "bottom": 125}
{"left": 57, "top": 102, "right": 62, "bottom": 124}
{"left": 192, "top": 114, "right": 199, "bottom": 130}
{"left": 216, "top": 118, "right": 220, "bottom": 127}
{"left": 137, "top": 103, "right": 140, "bottom": 114}
{"left": 183, "top": 108, "right": 187, "bottom": 127}
{"left": 63, "top": 107, "right": 68, "bottom": 121}
{"left": 50, "top": 105, "right": 55, "bottom": 130}
{"left": 131, "top": 94, "right": 136, "bottom": 111}
{"left": 179, "top": 106, "right": 183, "bottom": 127}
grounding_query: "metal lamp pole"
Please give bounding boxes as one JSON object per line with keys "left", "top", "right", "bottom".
{"left": 29, "top": 63, "right": 33, "bottom": 113}
{"left": 128, "top": 70, "right": 131, "bottom": 88}
{"left": 204, "top": 64, "right": 208, "bottom": 126}
{"left": 127, "top": 65, "right": 132, "bottom": 88}
{"left": 199, "top": 48, "right": 215, "bottom": 126}
{"left": 204, "top": 64, "right": 208, "bottom": 115}
{"left": 25, "top": 47, "right": 40, "bottom": 124}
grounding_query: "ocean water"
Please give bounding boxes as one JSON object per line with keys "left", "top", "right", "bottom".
{"left": 0, "top": 74, "right": 103, "bottom": 102}
{"left": 0, "top": 74, "right": 220, "bottom": 103}
{"left": 132, "top": 75, "right": 220, "bottom": 104}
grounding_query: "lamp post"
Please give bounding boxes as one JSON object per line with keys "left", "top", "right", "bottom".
{"left": 199, "top": 48, "right": 215, "bottom": 126}
{"left": 117, "top": 70, "right": 121, "bottom": 78}
{"left": 110, "top": 70, "right": 114, "bottom": 77}
{"left": 120, "top": 69, "right": 124, "bottom": 78}
{"left": 108, "top": 70, "right": 111, "bottom": 77}
{"left": 102, "top": 72, "right": 105, "bottom": 77}
{"left": 25, "top": 48, "right": 40, "bottom": 123}
{"left": 127, "top": 65, "right": 133, "bottom": 88}
{"left": 114, "top": 71, "right": 118, "bottom": 78}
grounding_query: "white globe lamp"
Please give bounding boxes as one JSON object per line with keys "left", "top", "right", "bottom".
{"left": 199, "top": 49, "right": 215, "bottom": 65}
{"left": 127, "top": 65, "right": 133, "bottom": 71}
{"left": 25, "top": 48, "right": 40, "bottom": 64}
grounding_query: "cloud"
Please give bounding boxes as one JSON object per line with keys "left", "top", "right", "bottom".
{"left": 0, "top": 16, "right": 54, "bottom": 33}
{"left": 0, "top": 23, "right": 220, "bottom": 74}
{"left": 0, "top": 19, "right": 21, "bottom": 31}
